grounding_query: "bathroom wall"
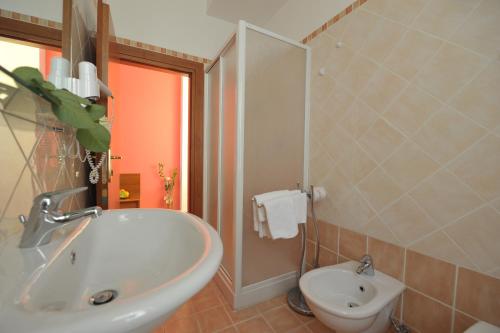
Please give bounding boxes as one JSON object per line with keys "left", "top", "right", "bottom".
{"left": 306, "top": 0, "right": 500, "bottom": 331}
{"left": 107, "top": 60, "right": 182, "bottom": 209}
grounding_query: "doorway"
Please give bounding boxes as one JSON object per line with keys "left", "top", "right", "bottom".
{"left": 107, "top": 60, "right": 189, "bottom": 211}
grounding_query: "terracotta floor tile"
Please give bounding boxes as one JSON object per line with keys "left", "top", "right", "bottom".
{"left": 224, "top": 304, "right": 259, "bottom": 324}
{"left": 162, "top": 317, "right": 200, "bottom": 333}
{"left": 197, "top": 306, "right": 233, "bottom": 333}
{"left": 215, "top": 326, "right": 238, "bottom": 333}
{"left": 236, "top": 317, "right": 273, "bottom": 333}
{"left": 256, "top": 294, "right": 287, "bottom": 313}
{"left": 262, "top": 305, "right": 302, "bottom": 332}
{"left": 306, "top": 319, "right": 335, "bottom": 333}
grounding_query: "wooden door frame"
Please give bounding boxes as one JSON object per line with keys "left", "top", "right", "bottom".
{"left": 109, "top": 42, "right": 205, "bottom": 217}
{"left": 0, "top": 16, "right": 62, "bottom": 49}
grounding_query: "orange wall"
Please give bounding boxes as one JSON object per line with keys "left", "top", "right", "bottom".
{"left": 39, "top": 49, "right": 61, "bottom": 78}
{"left": 108, "top": 60, "right": 182, "bottom": 209}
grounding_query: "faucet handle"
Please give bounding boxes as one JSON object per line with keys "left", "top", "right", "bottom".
{"left": 359, "top": 254, "right": 373, "bottom": 264}
{"left": 34, "top": 187, "right": 88, "bottom": 212}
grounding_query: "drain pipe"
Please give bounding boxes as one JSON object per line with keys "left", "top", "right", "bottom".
{"left": 391, "top": 316, "right": 410, "bottom": 333}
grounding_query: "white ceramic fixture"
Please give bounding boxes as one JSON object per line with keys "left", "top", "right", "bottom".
{"left": 299, "top": 261, "right": 405, "bottom": 333}
{"left": 465, "top": 322, "right": 500, "bottom": 333}
{"left": 0, "top": 209, "right": 223, "bottom": 333}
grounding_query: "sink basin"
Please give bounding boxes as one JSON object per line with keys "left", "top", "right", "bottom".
{"left": 300, "top": 261, "right": 405, "bottom": 333}
{"left": 0, "top": 209, "right": 223, "bottom": 333}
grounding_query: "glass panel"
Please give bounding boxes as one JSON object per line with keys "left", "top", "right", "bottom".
{"left": 206, "top": 61, "right": 220, "bottom": 231}
{"left": 219, "top": 41, "right": 237, "bottom": 281}
{"left": 242, "top": 28, "right": 307, "bottom": 286}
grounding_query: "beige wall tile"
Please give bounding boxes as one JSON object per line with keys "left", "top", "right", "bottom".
{"left": 380, "top": 195, "right": 436, "bottom": 246}
{"left": 409, "top": 231, "right": 477, "bottom": 270}
{"left": 451, "top": 0, "right": 500, "bottom": 59}
{"left": 403, "top": 289, "right": 452, "bottom": 333}
{"left": 381, "top": 141, "right": 439, "bottom": 192}
{"left": 322, "top": 127, "right": 353, "bottom": 163}
{"left": 341, "top": 100, "right": 378, "bottom": 139}
{"left": 358, "top": 118, "right": 405, "bottom": 163}
{"left": 410, "top": 169, "right": 483, "bottom": 226}
{"left": 405, "top": 250, "right": 456, "bottom": 305}
{"left": 368, "top": 237, "right": 404, "bottom": 280}
{"left": 360, "top": 68, "right": 407, "bottom": 114}
{"left": 412, "top": 0, "right": 481, "bottom": 39}
{"left": 456, "top": 267, "right": 500, "bottom": 326}
{"left": 449, "top": 135, "right": 500, "bottom": 200}
{"left": 358, "top": 167, "right": 403, "bottom": 212}
{"left": 383, "top": 84, "right": 442, "bottom": 136}
{"left": 364, "top": 216, "right": 400, "bottom": 245}
{"left": 337, "top": 54, "right": 379, "bottom": 93}
{"left": 451, "top": 60, "right": 500, "bottom": 130}
{"left": 360, "top": 16, "right": 406, "bottom": 63}
{"left": 445, "top": 206, "right": 500, "bottom": 272}
{"left": 413, "top": 106, "right": 486, "bottom": 164}
{"left": 324, "top": 43, "right": 355, "bottom": 79}
{"left": 323, "top": 164, "right": 353, "bottom": 203}
{"left": 415, "top": 43, "right": 487, "bottom": 102}
{"left": 331, "top": 190, "right": 375, "bottom": 230}
{"left": 339, "top": 227, "right": 367, "bottom": 260}
{"left": 384, "top": 30, "right": 442, "bottom": 80}
{"left": 341, "top": 9, "right": 379, "bottom": 51}
{"left": 351, "top": 144, "right": 378, "bottom": 183}
{"left": 323, "top": 81, "right": 356, "bottom": 122}
{"left": 363, "top": 0, "right": 430, "bottom": 26}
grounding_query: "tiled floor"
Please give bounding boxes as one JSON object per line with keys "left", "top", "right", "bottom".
{"left": 153, "top": 279, "right": 335, "bottom": 333}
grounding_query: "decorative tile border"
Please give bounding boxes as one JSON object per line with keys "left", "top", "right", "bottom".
{"left": 0, "top": 8, "right": 62, "bottom": 29}
{"left": 109, "top": 36, "right": 211, "bottom": 64}
{"left": 0, "top": 8, "right": 211, "bottom": 65}
{"left": 301, "top": 0, "right": 368, "bottom": 44}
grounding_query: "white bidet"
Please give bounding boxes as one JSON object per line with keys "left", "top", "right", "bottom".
{"left": 299, "top": 261, "right": 405, "bottom": 333}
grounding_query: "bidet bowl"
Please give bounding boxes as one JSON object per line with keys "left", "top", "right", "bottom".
{"left": 0, "top": 209, "right": 223, "bottom": 333}
{"left": 299, "top": 261, "right": 405, "bottom": 333}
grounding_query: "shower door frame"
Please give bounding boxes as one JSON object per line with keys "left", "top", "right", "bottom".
{"left": 204, "top": 20, "right": 311, "bottom": 309}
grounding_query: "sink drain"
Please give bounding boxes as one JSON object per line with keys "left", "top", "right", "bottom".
{"left": 347, "top": 302, "right": 359, "bottom": 308}
{"left": 89, "top": 290, "right": 118, "bottom": 306}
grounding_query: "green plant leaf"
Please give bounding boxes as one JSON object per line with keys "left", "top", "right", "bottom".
{"left": 51, "top": 89, "right": 97, "bottom": 129}
{"left": 86, "top": 103, "right": 106, "bottom": 121}
{"left": 76, "top": 125, "right": 110, "bottom": 152}
{"left": 39, "top": 80, "right": 56, "bottom": 91}
{"left": 12, "top": 67, "right": 44, "bottom": 85}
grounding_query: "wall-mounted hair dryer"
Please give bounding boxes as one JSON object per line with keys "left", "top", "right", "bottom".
{"left": 48, "top": 57, "right": 113, "bottom": 100}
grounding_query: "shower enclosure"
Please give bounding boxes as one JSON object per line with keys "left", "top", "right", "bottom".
{"left": 204, "top": 21, "right": 310, "bottom": 309}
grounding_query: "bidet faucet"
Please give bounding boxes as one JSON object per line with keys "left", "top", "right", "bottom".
{"left": 18, "top": 187, "right": 102, "bottom": 248}
{"left": 356, "top": 254, "right": 374, "bottom": 276}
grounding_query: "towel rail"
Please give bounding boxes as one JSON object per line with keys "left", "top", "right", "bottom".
{"left": 252, "top": 185, "right": 321, "bottom": 316}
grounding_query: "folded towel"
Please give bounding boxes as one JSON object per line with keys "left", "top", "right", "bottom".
{"left": 291, "top": 192, "right": 307, "bottom": 224}
{"left": 262, "top": 195, "right": 298, "bottom": 239}
{"left": 253, "top": 190, "right": 291, "bottom": 233}
{"left": 252, "top": 190, "right": 305, "bottom": 239}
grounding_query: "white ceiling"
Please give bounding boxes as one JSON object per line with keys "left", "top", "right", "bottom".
{"left": 206, "top": 0, "right": 289, "bottom": 25}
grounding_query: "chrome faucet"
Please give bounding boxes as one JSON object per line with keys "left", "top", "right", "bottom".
{"left": 356, "top": 254, "right": 374, "bottom": 276}
{"left": 18, "top": 187, "right": 102, "bottom": 248}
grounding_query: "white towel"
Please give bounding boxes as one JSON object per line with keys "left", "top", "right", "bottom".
{"left": 262, "top": 195, "right": 298, "bottom": 239}
{"left": 291, "top": 192, "right": 307, "bottom": 224}
{"left": 253, "top": 190, "right": 291, "bottom": 232}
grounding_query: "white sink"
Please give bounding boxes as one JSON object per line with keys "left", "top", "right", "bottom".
{"left": 300, "top": 261, "right": 405, "bottom": 333}
{"left": 0, "top": 209, "right": 223, "bottom": 333}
